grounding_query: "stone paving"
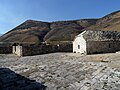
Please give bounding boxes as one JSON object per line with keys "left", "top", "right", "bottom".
{"left": 0, "top": 53, "right": 120, "bottom": 90}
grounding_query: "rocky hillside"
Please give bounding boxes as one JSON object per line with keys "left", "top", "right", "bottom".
{"left": 0, "top": 20, "right": 50, "bottom": 44}
{"left": 44, "top": 19, "right": 97, "bottom": 42}
{"left": 0, "top": 19, "right": 97, "bottom": 44}
{"left": 0, "top": 10, "right": 120, "bottom": 44}
{"left": 88, "top": 10, "right": 120, "bottom": 31}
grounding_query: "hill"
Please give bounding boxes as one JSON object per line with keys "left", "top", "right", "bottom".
{"left": 44, "top": 19, "right": 97, "bottom": 43}
{"left": 0, "top": 19, "right": 97, "bottom": 44}
{"left": 0, "top": 10, "right": 120, "bottom": 44}
{"left": 88, "top": 10, "right": 120, "bottom": 31}
{"left": 0, "top": 20, "right": 50, "bottom": 44}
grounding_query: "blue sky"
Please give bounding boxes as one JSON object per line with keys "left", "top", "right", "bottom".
{"left": 0, "top": 0, "right": 120, "bottom": 34}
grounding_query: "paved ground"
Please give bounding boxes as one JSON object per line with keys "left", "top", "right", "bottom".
{"left": 0, "top": 53, "right": 120, "bottom": 90}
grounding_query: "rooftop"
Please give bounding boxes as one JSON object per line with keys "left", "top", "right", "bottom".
{"left": 77, "top": 30, "right": 120, "bottom": 41}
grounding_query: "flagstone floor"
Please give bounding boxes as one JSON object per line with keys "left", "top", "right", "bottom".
{"left": 0, "top": 53, "right": 120, "bottom": 90}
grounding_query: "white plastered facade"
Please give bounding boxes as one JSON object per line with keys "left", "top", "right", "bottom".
{"left": 73, "top": 32, "right": 87, "bottom": 54}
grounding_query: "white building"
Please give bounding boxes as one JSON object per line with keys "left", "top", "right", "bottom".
{"left": 12, "top": 43, "right": 22, "bottom": 56}
{"left": 73, "top": 30, "right": 120, "bottom": 55}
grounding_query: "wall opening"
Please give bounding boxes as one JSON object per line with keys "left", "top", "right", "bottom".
{"left": 78, "top": 45, "right": 80, "bottom": 49}
{"left": 109, "top": 44, "right": 111, "bottom": 48}
{"left": 73, "top": 51, "right": 76, "bottom": 53}
{"left": 15, "top": 46, "right": 16, "bottom": 52}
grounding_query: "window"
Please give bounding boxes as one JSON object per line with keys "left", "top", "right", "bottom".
{"left": 78, "top": 45, "right": 80, "bottom": 49}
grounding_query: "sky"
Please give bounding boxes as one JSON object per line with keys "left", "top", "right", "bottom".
{"left": 0, "top": 0, "right": 120, "bottom": 34}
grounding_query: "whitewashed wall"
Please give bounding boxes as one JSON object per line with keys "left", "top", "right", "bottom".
{"left": 73, "top": 35, "right": 87, "bottom": 54}
{"left": 13, "top": 45, "right": 22, "bottom": 56}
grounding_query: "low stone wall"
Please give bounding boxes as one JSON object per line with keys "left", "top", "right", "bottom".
{"left": 22, "top": 45, "right": 57, "bottom": 56}
{"left": 57, "top": 44, "right": 73, "bottom": 52}
{"left": 0, "top": 46, "right": 12, "bottom": 54}
{"left": 87, "top": 41, "right": 120, "bottom": 54}
{"left": 19, "top": 44, "right": 72, "bottom": 56}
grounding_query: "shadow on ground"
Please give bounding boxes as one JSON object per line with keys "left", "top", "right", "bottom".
{"left": 0, "top": 68, "right": 47, "bottom": 90}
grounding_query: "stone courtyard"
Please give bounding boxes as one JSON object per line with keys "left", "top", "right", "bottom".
{"left": 0, "top": 53, "right": 120, "bottom": 90}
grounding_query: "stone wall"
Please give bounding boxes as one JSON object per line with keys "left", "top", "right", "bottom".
{"left": 22, "top": 45, "right": 57, "bottom": 56}
{"left": 57, "top": 44, "right": 72, "bottom": 52}
{"left": 16, "top": 44, "right": 72, "bottom": 56}
{"left": 87, "top": 41, "right": 120, "bottom": 54}
{"left": 0, "top": 46, "right": 12, "bottom": 54}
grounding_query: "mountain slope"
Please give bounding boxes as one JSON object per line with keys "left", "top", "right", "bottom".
{"left": 44, "top": 19, "right": 97, "bottom": 43}
{"left": 0, "top": 19, "right": 98, "bottom": 44}
{"left": 88, "top": 10, "right": 120, "bottom": 31}
{"left": 44, "top": 21, "right": 83, "bottom": 42}
{"left": 0, "top": 20, "right": 50, "bottom": 44}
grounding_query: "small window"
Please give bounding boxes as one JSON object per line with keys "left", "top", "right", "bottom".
{"left": 78, "top": 45, "right": 80, "bottom": 49}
